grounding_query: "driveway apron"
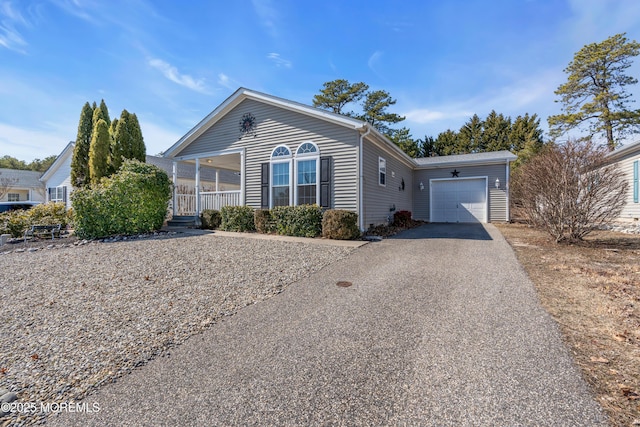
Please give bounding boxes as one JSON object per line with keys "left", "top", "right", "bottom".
{"left": 52, "top": 224, "right": 607, "bottom": 426}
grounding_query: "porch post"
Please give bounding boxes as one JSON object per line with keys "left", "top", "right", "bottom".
{"left": 172, "top": 161, "right": 178, "bottom": 217}
{"left": 215, "top": 170, "right": 219, "bottom": 192}
{"left": 240, "top": 150, "right": 245, "bottom": 205}
{"left": 195, "top": 158, "right": 201, "bottom": 217}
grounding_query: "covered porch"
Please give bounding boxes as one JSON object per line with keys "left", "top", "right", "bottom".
{"left": 170, "top": 149, "right": 244, "bottom": 218}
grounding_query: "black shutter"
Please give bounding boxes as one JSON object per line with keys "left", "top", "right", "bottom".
{"left": 320, "top": 156, "right": 331, "bottom": 209}
{"left": 62, "top": 187, "right": 67, "bottom": 203}
{"left": 48, "top": 188, "right": 53, "bottom": 202}
{"left": 261, "top": 163, "right": 269, "bottom": 209}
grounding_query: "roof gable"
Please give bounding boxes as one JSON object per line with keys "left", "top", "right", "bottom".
{"left": 163, "top": 87, "right": 367, "bottom": 158}
{"left": 41, "top": 141, "right": 75, "bottom": 182}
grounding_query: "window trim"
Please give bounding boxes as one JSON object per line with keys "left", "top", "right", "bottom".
{"left": 270, "top": 145, "right": 293, "bottom": 208}
{"left": 295, "top": 142, "right": 320, "bottom": 206}
{"left": 48, "top": 186, "right": 66, "bottom": 203}
{"left": 378, "top": 156, "right": 387, "bottom": 187}
{"left": 7, "top": 193, "right": 19, "bottom": 202}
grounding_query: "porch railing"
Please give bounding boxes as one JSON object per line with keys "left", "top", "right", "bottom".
{"left": 175, "top": 190, "right": 241, "bottom": 216}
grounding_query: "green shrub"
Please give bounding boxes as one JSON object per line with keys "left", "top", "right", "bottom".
{"left": 72, "top": 159, "right": 172, "bottom": 239}
{"left": 271, "top": 205, "right": 323, "bottom": 238}
{"left": 254, "top": 209, "right": 276, "bottom": 234}
{"left": 28, "top": 202, "right": 70, "bottom": 228}
{"left": 201, "top": 209, "right": 221, "bottom": 230}
{"left": 220, "top": 205, "right": 255, "bottom": 232}
{"left": 322, "top": 210, "right": 360, "bottom": 240}
{"left": 393, "top": 210, "right": 412, "bottom": 227}
{"left": 0, "top": 210, "right": 30, "bottom": 238}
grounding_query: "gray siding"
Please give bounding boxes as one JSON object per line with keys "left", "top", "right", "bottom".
{"left": 174, "top": 99, "right": 359, "bottom": 210}
{"left": 362, "top": 139, "right": 413, "bottom": 227}
{"left": 613, "top": 150, "right": 640, "bottom": 221}
{"left": 412, "top": 163, "right": 509, "bottom": 222}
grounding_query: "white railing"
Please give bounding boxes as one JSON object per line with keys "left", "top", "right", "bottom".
{"left": 176, "top": 191, "right": 241, "bottom": 216}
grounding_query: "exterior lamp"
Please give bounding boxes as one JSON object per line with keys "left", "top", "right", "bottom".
{"left": 419, "top": 181, "right": 425, "bottom": 191}
{"left": 495, "top": 178, "right": 500, "bottom": 189}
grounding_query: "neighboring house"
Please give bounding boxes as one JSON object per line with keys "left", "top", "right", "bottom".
{"left": 163, "top": 87, "right": 516, "bottom": 229}
{"left": 606, "top": 139, "right": 640, "bottom": 222}
{"left": 40, "top": 142, "right": 240, "bottom": 213}
{"left": 0, "top": 167, "right": 46, "bottom": 203}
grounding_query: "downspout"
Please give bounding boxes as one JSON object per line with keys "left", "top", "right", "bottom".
{"left": 358, "top": 125, "right": 372, "bottom": 231}
{"left": 505, "top": 159, "right": 511, "bottom": 222}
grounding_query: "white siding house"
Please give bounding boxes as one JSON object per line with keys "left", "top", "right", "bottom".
{"left": 606, "top": 140, "right": 640, "bottom": 222}
{"left": 163, "top": 88, "right": 517, "bottom": 229}
{"left": 0, "top": 168, "right": 46, "bottom": 203}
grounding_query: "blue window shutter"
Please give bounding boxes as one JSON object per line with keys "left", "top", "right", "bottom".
{"left": 634, "top": 160, "right": 639, "bottom": 203}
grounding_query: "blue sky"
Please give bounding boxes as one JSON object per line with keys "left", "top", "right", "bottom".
{"left": 1, "top": 0, "right": 640, "bottom": 161}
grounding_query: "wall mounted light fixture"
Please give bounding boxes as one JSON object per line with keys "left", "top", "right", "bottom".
{"left": 419, "top": 181, "right": 425, "bottom": 191}
{"left": 495, "top": 178, "right": 500, "bottom": 189}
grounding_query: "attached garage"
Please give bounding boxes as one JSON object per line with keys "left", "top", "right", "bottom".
{"left": 430, "top": 177, "right": 488, "bottom": 223}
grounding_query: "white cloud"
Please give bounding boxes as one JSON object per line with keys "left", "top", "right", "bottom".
{"left": 0, "top": 122, "right": 71, "bottom": 161}
{"left": 137, "top": 119, "right": 183, "bottom": 155}
{"left": 267, "top": 52, "right": 292, "bottom": 68}
{"left": 368, "top": 50, "right": 383, "bottom": 75}
{"left": 0, "top": 1, "right": 28, "bottom": 53}
{"left": 251, "top": 0, "right": 279, "bottom": 38}
{"left": 217, "top": 72, "right": 236, "bottom": 89}
{"left": 148, "top": 58, "right": 209, "bottom": 93}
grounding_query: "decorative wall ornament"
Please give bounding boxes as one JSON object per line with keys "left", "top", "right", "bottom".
{"left": 451, "top": 169, "right": 460, "bottom": 177}
{"left": 239, "top": 113, "right": 256, "bottom": 137}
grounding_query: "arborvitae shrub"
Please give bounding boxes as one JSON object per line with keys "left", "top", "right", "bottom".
{"left": 201, "top": 209, "right": 221, "bottom": 229}
{"left": 322, "top": 210, "right": 360, "bottom": 240}
{"left": 220, "top": 206, "right": 255, "bottom": 232}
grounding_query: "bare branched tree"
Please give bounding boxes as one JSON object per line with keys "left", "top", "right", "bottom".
{"left": 512, "top": 138, "right": 628, "bottom": 242}
{"left": 0, "top": 173, "right": 18, "bottom": 200}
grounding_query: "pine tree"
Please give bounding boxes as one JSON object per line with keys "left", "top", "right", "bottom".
{"left": 483, "top": 111, "right": 512, "bottom": 151}
{"left": 89, "top": 119, "right": 110, "bottom": 186}
{"left": 458, "top": 114, "right": 485, "bottom": 153}
{"left": 71, "top": 102, "right": 94, "bottom": 188}
{"left": 312, "top": 80, "right": 369, "bottom": 115}
{"left": 359, "top": 90, "right": 405, "bottom": 135}
{"left": 98, "top": 99, "right": 111, "bottom": 128}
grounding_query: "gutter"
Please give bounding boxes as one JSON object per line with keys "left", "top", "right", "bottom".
{"left": 358, "top": 125, "right": 372, "bottom": 231}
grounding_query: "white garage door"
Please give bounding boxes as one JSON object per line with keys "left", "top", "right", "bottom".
{"left": 430, "top": 178, "right": 487, "bottom": 223}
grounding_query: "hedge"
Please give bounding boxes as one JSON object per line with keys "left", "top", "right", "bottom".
{"left": 72, "top": 159, "right": 172, "bottom": 239}
{"left": 321, "top": 210, "right": 360, "bottom": 240}
{"left": 201, "top": 209, "right": 222, "bottom": 230}
{"left": 0, "top": 202, "right": 71, "bottom": 238}
{"left": 271, "top": 205, "right": 323, "bottom": 238}
{"left": 220, "top": 205, "right": 255, "bottom": 232}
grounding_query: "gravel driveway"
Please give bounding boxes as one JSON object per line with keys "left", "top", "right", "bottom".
{"left": 47, "top": 223, "right": 607, "bottom": 426}
{"left": 0, "top": 231, "right": 356, "bottom": 426}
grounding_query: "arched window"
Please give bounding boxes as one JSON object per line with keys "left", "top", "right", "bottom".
{"left": 270, "top": 145, "right": 292, "bottom": 207}
{"left": 295, "top": 142, "right": 320, "bottom": 205}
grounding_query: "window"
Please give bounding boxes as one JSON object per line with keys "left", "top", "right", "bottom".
{"left": 379, "top": 157, "right": 386, "bottom": 186}
{"left": 271, "top": 145, "right": 292, "bottom": 207}
{"left": 7, "top": 193, "right": 19, "bottom": 202}
{"left": 295, "top": 142, "right": 319, "bottom": 205}
{"left": 634, "top": 160, "right": 638, "bottom": 203}
{"left": 48, "top": 186, "right": 66, "bottom": 203}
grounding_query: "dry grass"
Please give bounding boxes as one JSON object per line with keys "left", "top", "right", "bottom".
{"left": 496, "top": 223, "right": 640, "bottom": 427}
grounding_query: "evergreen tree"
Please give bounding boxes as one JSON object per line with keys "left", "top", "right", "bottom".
{"left": 71, "top": 102, "right": 94, "bottom": 187}
{"left": 548, "top": 33, "right": 640, "bottom": 150}
{"left": 89, "top": 119, "right": 110, "bottom": 185}
{"left": 389, "top": 127, "right": 420, "bottom": 157}
{"left": 312, "top": 79, "right": 369, "bottom": 115}
{"left": 511, "top": 113, "right": 545, "bottom": 168}
{"left": 483, "top": 110, "right": 512, "bottom": 151}
{"left": 458, "top": 114, "right": 484, "bottom": 153}
{"left": 98, "top": 99, "right": 111, "bottom": 128}
{"left": 359, "top": 89, "right": 405, "bottom": 135}
{"left": 111, "top": 110, "right": 131, "bottom": 173}
{"left": 434, "top": 130, "right": 460, "bottom": 155}
{"left": 418, "top": 136, "right": 439, "bottom": 157}
{"left": 128, "top": 113, "right": 146, "bottom": 161}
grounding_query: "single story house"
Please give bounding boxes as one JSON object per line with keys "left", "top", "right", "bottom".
{"left": 41, "top": 142, "right": 240, "bottom": 213}
{"left": 0, "top": 168, "right": 46, "bottom": 203}
{"left": 163, "top": 88, "right": 516, "bottom": 230}
{"left": 606, "top": 139, "right": 640, "bottom": 222}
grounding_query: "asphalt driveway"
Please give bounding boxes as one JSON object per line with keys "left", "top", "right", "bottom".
{"left": 52, "top": 224, "right": 607, "bottom": 426}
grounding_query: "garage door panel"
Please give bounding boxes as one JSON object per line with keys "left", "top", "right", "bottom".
{"left": 430, "top": 178, "right": 487, "bottom": 223}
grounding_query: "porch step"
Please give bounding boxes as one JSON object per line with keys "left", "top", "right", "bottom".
{"left": 166, "top": 215, "right": 198, "bottom": 228}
